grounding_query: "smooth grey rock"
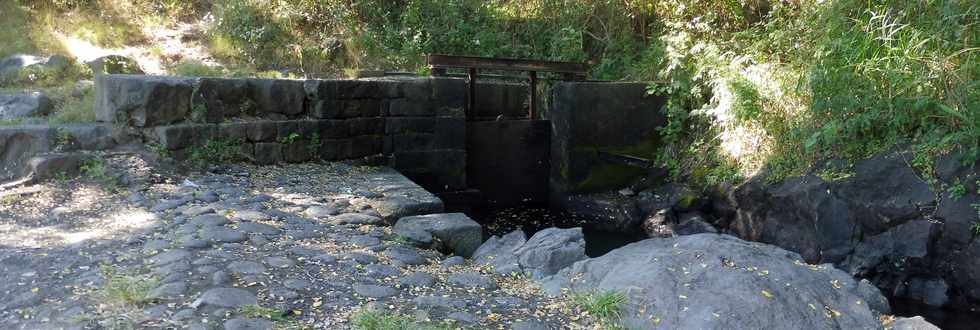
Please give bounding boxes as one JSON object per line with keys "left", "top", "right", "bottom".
{"left": 150, "top": 249, "right": 192, "bottom": 265}
{"left": 513, "top": 227, "right": 587, "bottom": 279}
{"left": 227, "top": 261, "right": 267, "bottom": 275}
{"left": 0, "top": 92, "right": 52, "bottom": 120}
{"left": 142, "top": 239, "right": 171, "bottom": 255}
{"left": 234, "top": 210, "right": 270, "bottom": 222}
{"left": 350, "top": 235, "right": 381, "bottom": 247}
{"left": 363, "top": 264, "right": 401, "bottom": 278}
{"left": 305, "top": 205, "right": 339, "bottom": 218}
{"left": 447, "top": 311, "right": 477, "bottom": 324}
{"left": 473, "top": 230, "right": 526, "bottom": 274}
{"left": 191, "top": 288, "right": 257, "bottom": 309}
{"left": 542, "top": 234, "right": 886, "bottom": 330}
{"left": 372, "top": 195, "right": 444, "bottom": 222}
{"left": 447, "top": 272, "right": 497, "bottom": 290}
{"left": 393, "top": 213, "right": 482, "bottom": 257}
{"left": 330, "top": 213, "right": 382, "bottom": 225}
{"left": 238, "top": 222, "right": 280, "bottom": 236}
{"left": 223, "top": 317, "right": 274, "bottom": 330}
{"left": 201, "top": 228, "right": 247, "bottom": 243}
{"left": 398, "top": 272, "right": 436, "bottom": 288}
{"left": 383, "top": 245, "right": 427, "bottom": 265}
{"left": 151, "top": 197, "right": 193, "bottom": 212}
{"left": 413, "top": 296, "right": 466, "bottom": 309}
{"left": 512, "top": 319, "right": 550, "bottom": 330}
{"left": 148, "top": 282, "right": 187, "bottom": 300}
{"left": 283, "top": 278, "right": 312, "bottom": 291}
{"left": 891, "top": 316, "right": 940, "bottom": 330}
{"left": 264, "top": 256, "right": 295, "bottom": 268}
{"left": 440, "top": 256, "right": 465, "bottom": 268}
{"left": 342, "top": 252, "right": 378, "bottom": 264}
{"left": 353, "top": 284, "right": 399, "bottom": 298}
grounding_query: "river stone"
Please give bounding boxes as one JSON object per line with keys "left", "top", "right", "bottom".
{"left": 305, "top": 205, "right": 339, "bottom": 218}
{"left": 224, "top": 317, "right": 274, "bottom": 330}
{"left": 891, "top": 316, "right": 940, "bottom": 330}
{"left": 201, "top": 228, "right": 247, "bottom": 243}
{"left": 383, "top": 245, "right": 427, "bottom": 265}
{"left": 398, "top": 272, "right": 436, "bottom": 288}
{"left": 473, "top": 230, "right": 526, "bottom": 275}
{"left": 413, "top": 296, "right": 466, "bottom": 309}
{"left": 330, "top": 213, "right": 382, "bottom": 225}
{"left": 393, "top": 213, "right": 482, "bottom": 257}
{"left": 227, "top": 261, "right": 266, "bottom": 275}
{"left": 191, "top": 288, "right": 257, "bottom": 309}
{"left": 513, "top": 227, "right": 587, "bottom": 279}
{"left": 447, "top": 272, "right": 497, "bottom": 290}
{"left": 147, "top": 282, "right": 187, "bottom": 300}
{"left": 0, "top": 92, "right": 52, "bottom": 120}
{"left": 353, "top": 284, "right": 399, "bottom": 298}
{"left": 150, "top": 249, "right": 192, "bottom": 265}
{"left": 542, "top": 234, "right": 887, "bottom": 329}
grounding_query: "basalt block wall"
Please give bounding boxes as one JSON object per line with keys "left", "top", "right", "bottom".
{"left": 549, "top": 82, "right": 668, "bottom": 205}
{"left": 94, "top": 75, "right": 468, "bottom": 192}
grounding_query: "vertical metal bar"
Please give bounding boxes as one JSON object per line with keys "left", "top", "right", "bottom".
{"left": 528, "top": 71, "right": 537, "bottom": 119}
{"left": 468, "top": 67, "right": 477, "bottom": 120}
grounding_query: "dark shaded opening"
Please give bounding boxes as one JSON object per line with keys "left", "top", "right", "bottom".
{"left": 890, "top": 298, "right": 980, "bottom": 330}
{"left": 466, "top": 204, "right": 645, "bottom": 257}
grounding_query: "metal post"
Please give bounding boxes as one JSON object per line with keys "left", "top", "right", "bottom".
{"left": 528, "top": 71, "right": 537, "bottom": 119}
{"left": 468, "top": 68, "right": 477, "bottom": 120}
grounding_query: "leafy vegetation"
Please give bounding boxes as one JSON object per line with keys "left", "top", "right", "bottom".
{"left": 81, "top": 157, "right": 119, "bottom": 191}
{"left": 350, "top": 307, "right": 452, "bottom": 330}
{"left": 99, "top": 265, "right": 157, "bottom": 307}
{"left": 187, "top": 138, "right": 245, "bottom": 167}
{"left": 571, "top": 290, "right": 628, "bottom": 328}
{"left": 7, "top": 0, "right": 979, "bottom": 188}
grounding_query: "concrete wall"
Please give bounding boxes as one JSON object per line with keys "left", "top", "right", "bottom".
{"left": 466, "top": 120, "right": 550, "bottom": 206}
{"left": 549, "top": 81, "right": 668, "bottom": 205}
{"left": 95, "top": 75, "right": 468, "bottom": 192}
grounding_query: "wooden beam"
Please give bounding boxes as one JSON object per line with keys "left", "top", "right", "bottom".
{"left": 427, "top": 54, "right": 588, "bottom": 75}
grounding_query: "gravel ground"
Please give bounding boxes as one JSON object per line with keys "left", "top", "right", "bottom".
{"left": 0, "top": 153, "right": 591, "bottom": 329}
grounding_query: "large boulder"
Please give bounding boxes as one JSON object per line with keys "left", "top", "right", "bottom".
{"left": 0, "top": 126, "right": 53, "bottom": 181}
{"left": 514, "top": 227, "right": 587, "bottom": 279}
{"left": 0, "top": 54, "right": 73, "bottom": 82}
{"left": 393, "top": 213, "right": 483, "bottom": 257}
{"left": 0, "top": 92, "right": 52, "bottom": 120}
{"left": 541, "top": 234, "right": 888, "bottom": 330}
{"left": 472, "top": 230, "right": 527, "bottom": 274}
{"left": 473, "top": 227, "right": 588, "bottom": 279}
{"left": 731, "top": 174, "right": 857, "bottom": 264}
{"left": 86, "top": 55, "right": 143, "bottom": 76}
{"left": 890, "top": 316, "right": 940, "bottom": 330}
{"left": 94, "top": 75, "right": 193, "bottom": 127}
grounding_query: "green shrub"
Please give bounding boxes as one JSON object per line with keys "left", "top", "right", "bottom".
{"left": 49, "top": 86, "right": 96, "bottom": 124}
{"left": 171, "top": 60, "right": 225, "bottom": 77}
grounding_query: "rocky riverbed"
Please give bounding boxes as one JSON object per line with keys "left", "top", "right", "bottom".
{"left": 0, "top": 152, "right": 936, "bottom": 329}
{"left": 0, "top": 155, "right": 585, "bottom": 329}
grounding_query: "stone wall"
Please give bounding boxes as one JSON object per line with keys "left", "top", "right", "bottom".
{"left": 0, "top": 124, "right": 130, "bottom": 182}
{"left": 548, "top": 81, "right": 667, "bottom": 206}
{"left": 95, "top": 75, "right": 469, "bottom": 192}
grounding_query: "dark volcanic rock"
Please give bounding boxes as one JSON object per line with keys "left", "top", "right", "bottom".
{"left": 542, "top": 234, "right": 887, "bottom": 330}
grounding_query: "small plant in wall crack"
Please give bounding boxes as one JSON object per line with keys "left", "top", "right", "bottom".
{"left": 948, "top": 180, "right": 967, "bottom": 202}
{"left": 307, "top": 132, "right": 322, "bottom": 158}
{"left": 279, "top": 132, "right": 301, "bottom": 144}
{"left": 187, "top": 138, "right": 244, "bottom": 167}
{"left": 190, "top": 103, "right": 208, "bottom": 123}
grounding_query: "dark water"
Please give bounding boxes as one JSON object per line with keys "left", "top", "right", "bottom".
{"left": 891, "top": 299, "right": 980, "bottom": 330}
{"left": 468, "top": 206, "right": 645, "bottom": 257}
